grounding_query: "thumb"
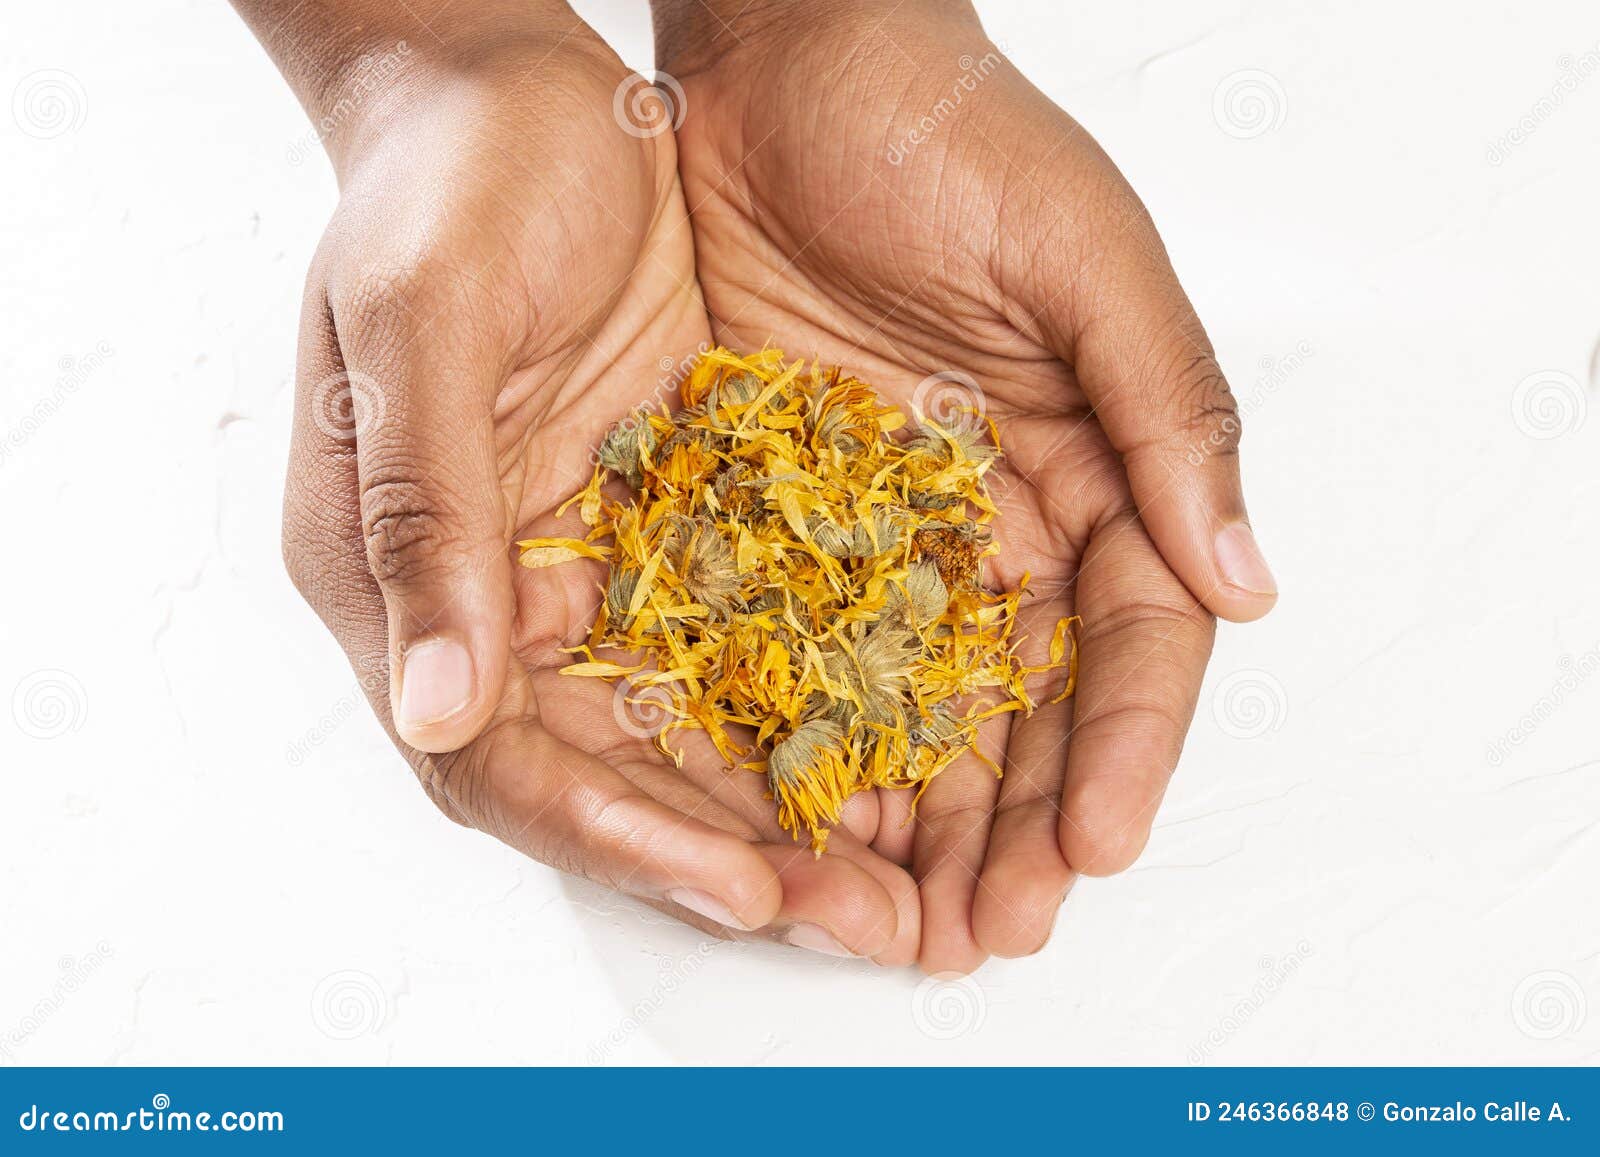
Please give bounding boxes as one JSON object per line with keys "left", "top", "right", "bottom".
{"left": 326, "top": 275, "right": 513, "bottom": 752}
{"left": 1035, "top": 191, "right": 1278, "bottom": 622}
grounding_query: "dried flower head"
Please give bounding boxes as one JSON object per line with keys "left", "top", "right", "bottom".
{"left": 806, "top": 515, "right": 854, "bottom": 559}
{"left": 712, "top": 462, "right": 760, "bottom": 520}
{"left": 898, "top": 559, "right": 950, "bottom": 625}
{"left": 517, "top": 347, "right": 1078, "bottom": 853}
{"left": 768, "top": 718, "right": 854, "bottom": 839}
{"left": 822, "top": 620, "right": 918, "bottom": 728}
{"left": 596, "top": 418, "right": 656, "bottom": 489}
{"left": 912, "top": 523, "right": 990, "bottom": 590}
{"left": 664, "top": 516, "right": 741, "bottom": 619}
{"left": 605, "top": 566, "right": 639, "bottom": 630}
{"left": 907, "top": 422, "right": 1000, "bottom": 466}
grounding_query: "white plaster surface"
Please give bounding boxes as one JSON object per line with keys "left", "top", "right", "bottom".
{"left": 2, "top": 1, "right": 1597, "bottom": 1065}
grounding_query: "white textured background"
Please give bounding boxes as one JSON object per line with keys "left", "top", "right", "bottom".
{"left": 3, "top": 0, "right": 1597, "bottom": 1065}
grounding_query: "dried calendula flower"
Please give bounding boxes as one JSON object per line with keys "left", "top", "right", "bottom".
{"left": 895, "top": 559, "right": 950, "bottom": 626}
{"left": 596, "top": 417, "right": 656, "bottom": 489}
{"left": 806, "top": 514, "right": 854, "bottom": 559}
{"left": 605, "top": 566, "right": 640, "bottom": 630}
{"left": 907, "top": 421, "right": 1000, "bottom": 466}
{"left": 517, "top": 347, "right": 1079, "bottom": 854}
{"left": 912, "top": 523, "right": 990, "bottom": 590}
{"left": 664, "top": 515, "right": 741, "bottom": 619}
{"left": 821, "top": 619, "right": 918, "bottom": 728}
{"left": 768, "top": 718, "right": 855, "bottom": 841}
{"left": 711, "top": 462, "right": 760, "bottom": 519}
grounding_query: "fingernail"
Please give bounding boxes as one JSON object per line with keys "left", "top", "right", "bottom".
{"left": 1213, "top": 523, "right": 1277, "bottom": 596}
{"left": 666, "top": 888, "right": 753, "bottom": 931}
{"left": 785, "top": 923, "right": 855, "bottom": 957}
{"left": 398, "top": 638, "right": 474, "bottom": 728}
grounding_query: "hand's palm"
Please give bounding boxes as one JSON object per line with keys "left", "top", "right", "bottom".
{"left": 288, "top": 53, "right": 919, "bottom": 961}
{"left": 672, "top": 21, "right": 1223, "bottom": 970}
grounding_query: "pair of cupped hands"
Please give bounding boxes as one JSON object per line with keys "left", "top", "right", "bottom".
{"left": 251, "top": 0, "right": 1276, "bottom": 973}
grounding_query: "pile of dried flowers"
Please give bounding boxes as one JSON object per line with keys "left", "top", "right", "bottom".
{"left": 518, "top": 348, "right": 1077, "bottom": 853}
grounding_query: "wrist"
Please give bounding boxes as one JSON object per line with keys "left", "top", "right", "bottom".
{"left": 650, "top": 0, "right": 980, "bottom": 74}
{"left": 232, "top": 0, "right": 593, "bottom": 172}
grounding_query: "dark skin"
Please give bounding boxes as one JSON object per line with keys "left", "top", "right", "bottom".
{"left": 653, "top": 0, "right": 1276, "bottom": 972}
{"left": 235, "top": 0, "right": 1274, "bottom": 971}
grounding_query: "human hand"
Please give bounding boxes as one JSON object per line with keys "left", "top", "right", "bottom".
{"left": 654, "top": 0, "right": 1277, "bottom": 972}
{"left": 239, "top": 0, "right": 920, "bottom": 960}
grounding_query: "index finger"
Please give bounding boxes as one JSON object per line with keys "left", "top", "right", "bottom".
{"left": 1058, "top": 508, "right": 1215, "bottom": 875}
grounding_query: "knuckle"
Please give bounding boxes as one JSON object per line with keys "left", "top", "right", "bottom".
{"left": 1169, "top": 352, "right": 1242, "bottom": 457}
{"left": 414, "top": 745, "right": 490, "bottom": 830}
{"left": 521, "top": 787, "right": 663, "bottom": 895}
{"left": 523, "top": 785, "right": 604, "bottom": 882}
{"left": 1083, "top": 592, "right": 1215, "bottom": 653}
{"left": 525, "top": 832, "right": 587, "bottom": 882}
{"left": 1120, "top": 302, "right": 1244, "bottom": 461}
{"left": 1074, "top": 696, "right": 1191, "bottom": 743}
{"left": 920, "top": 799, "right": 995, "bottom": 842}
{"left": 280, "top": 472, "right": 371, "bottom": 624}
{"left": 359, "top": 472, "right": 464, "bottom": 589}
{"left": 1132, "top": 308, "right": 1239, "bottom": 453}
{"left": 1077, "top": 547, "right": 1215, "bottom": 657}
{"left": 332, "top": 257, "right": 447, "bottom": 340}
{"left": 451, "top": 732, "right": 612, "bottom": 884}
